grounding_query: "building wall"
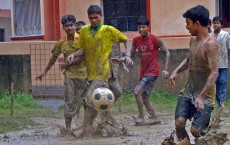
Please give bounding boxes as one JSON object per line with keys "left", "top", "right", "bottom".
{"left": 0, "top": 17, "right": 12, "bottom": 42}
{"left": 150, "top": 0, "right": 216, "bottom": 36}
{"left": 59, "top": 0, "right": 219, "bottom": 49}
{"left": 149, "top": 0, "right": 216, "bottom": 49}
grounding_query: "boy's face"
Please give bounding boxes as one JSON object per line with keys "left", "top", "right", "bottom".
{"left": 137, "top": 25, "right": 149, "bottom": 37}
{"left": 88, "top": 13, "right": 102, "bottom": 28}
{"left": 76, "top": 24, "right": 83, "bottom": 34}
{"left": 63, "top": 21, "right": 76, "bottom": 35}
{"left": 213, "top": 21, "right": 222, "bottom": 31}
{"left": 185, "top": 18, "right": 198, "bottom": 36}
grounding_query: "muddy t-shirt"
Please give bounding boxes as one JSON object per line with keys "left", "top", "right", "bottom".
{"left": 52, "top": 32, "right": 87, "bottom": 79}
{"left": 79, "top": 24, "right": 127, "bottom": 81}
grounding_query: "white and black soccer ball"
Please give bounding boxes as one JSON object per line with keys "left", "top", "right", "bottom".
{"left": 89, "top": 87, "right": 115, "bottom": 111}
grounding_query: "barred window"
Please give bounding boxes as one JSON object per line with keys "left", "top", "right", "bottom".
{"left": 103, "top": 0, "right": 146, "bottom": 31}
{"left": 218, "top": 0, "right": 230, "bottom": 27}
{"left": 13, "top": 0, "right": 42, "bottom": 36}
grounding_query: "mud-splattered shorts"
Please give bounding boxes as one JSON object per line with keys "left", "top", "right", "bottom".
{"left": 108, "top": 63, "right": 122, "bottom": 101}
{"left": 108, "top": 78, "right": 122, "bottom": 101}
{"left": 175, "top": 96, "right": 213, "bottom": 131}
{"left": 138, "top": 76, "right": 158, "bottom": 96}
{"left": 64, "top": 78, "right": 86, "bottom": 118}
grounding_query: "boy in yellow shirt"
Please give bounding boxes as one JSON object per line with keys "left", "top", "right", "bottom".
{"left": 67, "top": 5, "right": 133, "bottom": 137}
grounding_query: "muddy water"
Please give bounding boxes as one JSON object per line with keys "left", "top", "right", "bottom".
{"left": 1, "top": 111, "right": 230, "bottom": 145}
{"left": 38, "top": 99, "right": 64, "bottom": 111}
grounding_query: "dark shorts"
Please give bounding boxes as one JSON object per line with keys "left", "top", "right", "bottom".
{"left": 175, "top": 96, "right": 213, "bottom": 131}
{"left": 139, "top": 76, "right": 158, "bottom": 96}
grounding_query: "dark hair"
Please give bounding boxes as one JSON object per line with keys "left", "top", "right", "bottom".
{"left": 76, "top": 21, "right": 86, "bottom": 26}
{"left": 137, "top": 16, "right": 149, "bottom": 26}
{"left": 212, "top": 16, "right": 223, "bottom": 25}
{"left": 182, "top": 5, "right": 209, "bottom": 26}
{"left": 61, "top": 15, "right": 76, "bottom": 25}
{"left": 87, "top": 5, "right": 102, "bottom": 15}
{"left": 208, "top": 18, "right": 212, "bottom": 26}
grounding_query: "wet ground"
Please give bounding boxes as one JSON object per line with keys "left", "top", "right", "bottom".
{"left": 0, "top": 99, "right": 230, "bottom": 145}
{"left": 38, "top": 99, "right": 64, "bottom": 111}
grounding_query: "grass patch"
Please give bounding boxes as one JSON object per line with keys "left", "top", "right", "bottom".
{"left": 113, "top": 90, "right": 230, "bottom": 118}
{"left": 0, "top": 91, "right": 55, "bottom": 134}
{"left": 113, "top": 90, "right": 178, "bottom": 115}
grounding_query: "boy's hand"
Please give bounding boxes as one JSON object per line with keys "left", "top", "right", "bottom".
{"left": 169, "top": 72, "right": 177, "bottom": 88}
{"left": 110, "top": 57, "right": 125, "bottom": 63}
{"left": 35, "top": 71, "right": 47, "bottom": 81}
{"left": 124, "top": 56, "right": 133, "bottom": 65}
{"left": 67, "top": 54, "right": 75, "bottom": 63}
{"left": 162, "top": 69, "right": 169, "bottom": 79}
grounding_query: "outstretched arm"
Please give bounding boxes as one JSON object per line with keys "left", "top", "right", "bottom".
{"left": 35, "top": 55, "right": 58, "bottom": 81}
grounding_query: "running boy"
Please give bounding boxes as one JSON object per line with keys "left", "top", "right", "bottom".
{"left": 169, "top": 5, "right": 219, "bottom": 142}
{"left": 131, "top": 16, "right": 170, "bottom": 124}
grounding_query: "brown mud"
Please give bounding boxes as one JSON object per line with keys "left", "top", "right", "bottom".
{"left": 0, "top": 111, "right": 230, "bottom": 145}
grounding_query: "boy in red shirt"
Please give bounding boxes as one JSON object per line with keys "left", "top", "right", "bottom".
{"left": 131, "top": 17, "right": 170, "bottom": 124}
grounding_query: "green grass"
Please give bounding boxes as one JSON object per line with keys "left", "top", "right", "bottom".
{"left": 0, "top": 91, "right": 55, "bottom": 134}
{"left": 113, "top": 90, "right": 178, "bottom": 115}
{"left": 113, "top": 90, "right": 230, "bottom": 116}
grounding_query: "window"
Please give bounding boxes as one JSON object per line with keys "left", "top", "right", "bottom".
{"left": 218, "top": 0, "right": 230, "bottom": 27}
{"left": 103, "top": 0, "right": 146, "bottom": 31}
{"left": 13, "top": 0, "right": 41, "bottom": 36}
{"left": 0, "top": 29, "right": 4, "bottom": 42}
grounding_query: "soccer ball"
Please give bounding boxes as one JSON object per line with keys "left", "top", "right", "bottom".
{"left": 89, "top": 87, "right": 115, "bottom": 111}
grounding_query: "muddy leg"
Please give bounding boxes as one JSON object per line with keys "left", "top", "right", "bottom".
{"left": 142, "top": 94, "right": 157, "bottom": 119}
{"left": 65, "top": 117, "right": 72, "bottom": 134}
{"left": 98, "top": 111, "right": 127, "bottom": 137}
{"left": 175, "top": 117, "right": 190, "bottom": 141}
{"left": 133, "top": 84, "right": 145, "bottom": 124}
{"left": 75, "top": 97, "right": 83, "bottom": 117}
{"left": 79, "top": 107, "right": 97, "bottom": 137}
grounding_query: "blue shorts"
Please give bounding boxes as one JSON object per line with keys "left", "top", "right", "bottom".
{"left": 138, "top": 76, "right": 158, "bottom": 96}
{"left": 175, "top": 96, "right": 213, "bottom": 131}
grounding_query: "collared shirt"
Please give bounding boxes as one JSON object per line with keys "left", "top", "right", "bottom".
{"left": 79, "top": 24, "right": 127, "bottom": 81}
{"left": 210, "top": 30, "right": 230, "bottom": 68}
{"left": 52, "top": 32, "right": 87, "bottom": 79}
